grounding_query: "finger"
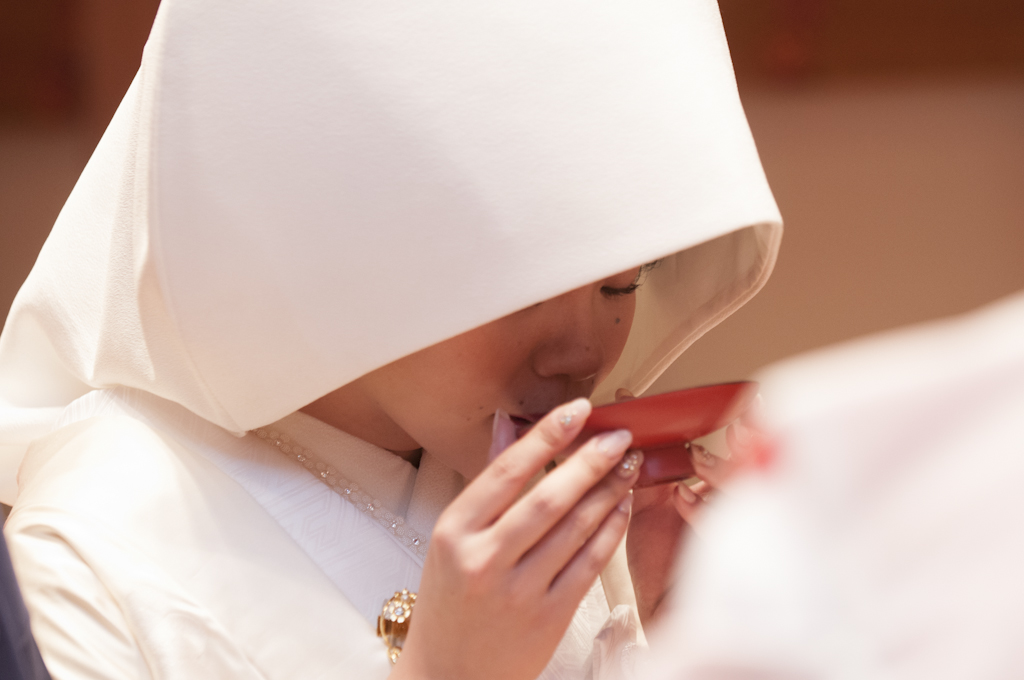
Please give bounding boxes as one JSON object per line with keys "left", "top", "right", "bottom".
{"left": 517, "top": 454, "right": 641, "bottom": 581}
{"left": 614, "top": 388, "right": 635, "bottom": 402}
{"left": 725, "top": 421, "right": 761, "bottom": 469}
{"left": 547, "top": 491, "right": 633, "bottom": 604}
{"left": 492, "top": 430, "right": 635, "bottom": 559}
{"left": 671, "top": 481, "right": 704, "bottom": 524}
{"left": 741, "top": 393, "right": 766, "bottom": 428}
{"left": 690, "top": 479, "right": 711, "bottom": 499}
{"left": 449, "top": 398, "right": 591, "bottom": 531}
{"left": 725, "top": 422, "right": 744, "bottom": 458}
{"left": 727, "top": 409, "right": 773, "bottom": 471}
{"left": 691, "top": 442, "right": 735, "bottom": 488}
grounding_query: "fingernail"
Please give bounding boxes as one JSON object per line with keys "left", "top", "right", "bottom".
{"left": 617, "top": 491, "right": 634, "bottom": 514}
{"left": 616, "top": 450, "right": 643, "bottom": 478}
{"left": 488, "top": 409, "right": 516, "bottom": 462}
{"left": 614, "top": 388, "right": 635, "bottom": 402}
{"left": 692, "top": 443, "right": 716, "bottom": 468}
{"left": 595, "top": 429, "right": 632, "bottom": 458}
{"left": 676, "top": 483, "right": 697, "bottom": 504}
{"left": 557, "top": 398, "right": 591, "bottom": 429}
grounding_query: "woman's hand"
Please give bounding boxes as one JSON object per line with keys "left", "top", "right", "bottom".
{"left": 669, "top": 396, "right": 767, "bottom": 524}
{"left": 392, "top": 398, "right": 639, "bottom": 680}
{"left": 624, "top": 391, "right": 765, "bottom": 625}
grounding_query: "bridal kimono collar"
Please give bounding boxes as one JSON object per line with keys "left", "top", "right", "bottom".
{"left": 0, "top": 0, "right": 781, "bottom": 502}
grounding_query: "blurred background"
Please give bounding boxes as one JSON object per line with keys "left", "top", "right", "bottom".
{"left": 1, "top": 0, "right": 1023, "bottom": 393}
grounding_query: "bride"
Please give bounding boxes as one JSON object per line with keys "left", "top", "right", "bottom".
{"left": 0, "top": 1, "right": 781, "bottom": 678}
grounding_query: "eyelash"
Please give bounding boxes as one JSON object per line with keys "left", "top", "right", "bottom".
{"left": 600, "top": 281, "right": 641, "bottom": 297}
{"left": 599, "top": 259, "right": 661, "bottom": 298}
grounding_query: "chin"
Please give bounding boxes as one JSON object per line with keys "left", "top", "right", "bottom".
{"left": 422, "top": 430, "right": 491, "bottom": 480}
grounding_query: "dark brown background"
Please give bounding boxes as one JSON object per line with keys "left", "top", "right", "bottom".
{"left": 2, "top": 0, "right": 1023, "bottom": 393}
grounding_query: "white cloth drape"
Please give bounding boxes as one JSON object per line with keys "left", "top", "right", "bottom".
{"left": 1, "top": 0, "right": 781, "bottom": 677}
{"left": 0, "top": 0, "right": 781, "bottom": 502}
{"left": 6, "top": 388, "right": 639, "bottom": 679}
{"left": 643, "top": 291, "right": 1024, "bottom": 680}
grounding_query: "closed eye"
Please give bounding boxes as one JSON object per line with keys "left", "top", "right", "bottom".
{"left": 600, "top": 281, "right": 640, "bottom": 297}
{"left": 601, "top": 259, "right": 661, "bottom": 298}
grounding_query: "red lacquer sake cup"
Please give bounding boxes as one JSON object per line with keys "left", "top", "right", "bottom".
{"left": 583, "top": 381, "right": 758, "bottom": 487}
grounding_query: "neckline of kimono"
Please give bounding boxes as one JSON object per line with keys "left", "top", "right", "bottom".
{"left": 252, "top": 426, "right": 429, "bottom": 558}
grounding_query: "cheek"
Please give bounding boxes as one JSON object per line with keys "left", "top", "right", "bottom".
{"left": 604, "top": 298, "right": 637, "bottom": 372}
{"left": 397, "top": 334, "right": 525, "bottom": 476}
{"left": 396, "top": 327, "right": 528, "bottom": 426}
{"left": 434, "top": 325, "right": 526, "bottom": 395}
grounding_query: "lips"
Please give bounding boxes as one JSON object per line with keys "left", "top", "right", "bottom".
{"left": 508, "top": 414, "right": 539, "bottom": 439}
{"left": 508, "top": 404, "right": 564, "bottom": 439}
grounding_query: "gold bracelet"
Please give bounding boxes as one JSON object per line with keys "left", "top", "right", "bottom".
{"left": 377, "top": 589, "right": 417, "bottom": 664}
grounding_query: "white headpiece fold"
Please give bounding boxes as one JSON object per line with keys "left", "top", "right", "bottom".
{"left": 0, "top": 0, "right": 781, "bottom": 502}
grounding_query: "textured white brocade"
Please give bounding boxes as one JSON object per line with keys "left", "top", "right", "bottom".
{"left": 247, "top": 409, "right": 642, "bottom": 680}
{"left": 7, "top": 388, "right": 639, "bottom": 679}
{"left": 589, "top": 606, "right": 640, "bottom": 680}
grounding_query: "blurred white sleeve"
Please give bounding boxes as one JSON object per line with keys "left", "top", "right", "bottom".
{"left": 639, "top": 292, "right": 1024, "bottom": 680}
{"left": 5, "top": 523, "right": 149, "bottom": 680}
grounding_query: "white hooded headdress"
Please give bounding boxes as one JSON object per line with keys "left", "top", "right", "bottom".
{"left": 0, "top": 0, "right": 781, "bottom": 502}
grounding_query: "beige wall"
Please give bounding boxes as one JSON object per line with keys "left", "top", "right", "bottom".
{"left": 0, "top": 129, "right": 92, "bottom": 321}
{"left": 1, "top": 1, "right": 1023, "bottom": 388}
{"left": 653, "top": 77, "right": 1024, "bottom": 391}
{"left": 1, "top": 0, "right": 159, "bottom": 324}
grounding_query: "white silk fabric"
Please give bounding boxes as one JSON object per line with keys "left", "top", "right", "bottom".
{"left": 0, "top": 0, "right": 780, "bottom": 502}
{"left": 7, "top": 388, "right": 634, "bottom": 679}
{"left": 644, "top": 291, "right": 1024, "bottom": 679}
{"left": 1, "top": 0, "right": 781, "bottom": 677}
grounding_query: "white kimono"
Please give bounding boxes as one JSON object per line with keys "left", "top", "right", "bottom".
{"left": 6, "top": 388, "right": 636, "bottom": 678}
{"left": 0, "top": 0, "right": 782, "bottom": 677}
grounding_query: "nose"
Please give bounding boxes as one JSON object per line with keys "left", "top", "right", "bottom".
{"left": 530, "top": 287, "right": 606, "bottom": 388}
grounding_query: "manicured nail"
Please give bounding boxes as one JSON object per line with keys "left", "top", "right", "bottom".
{"left": 557, "top": 398, "right": 591, "bottom": 429}
{"left": 692, "top": 443, "right": 716, "bottom": 468}
{"left": 748, "top": 394, "right": 765, "bottom": 422}
{"left": 676, "top": 482, "right": 697, "bottom": 504}
{"left": 733, "top": 421, "right": 753, "bottom": 445}
{"left": 617, "top": 491, "right": 634, "bottom": 514}
{"left": 616, "top": 450, "right": 644, "bottom": 478}
{"left": 595, "top": 429, "right": 632, "bottom": 458}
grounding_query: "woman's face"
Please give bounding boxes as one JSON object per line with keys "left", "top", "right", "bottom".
{"left": 302, "top": 268, "right": 641, "bottom": 479}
